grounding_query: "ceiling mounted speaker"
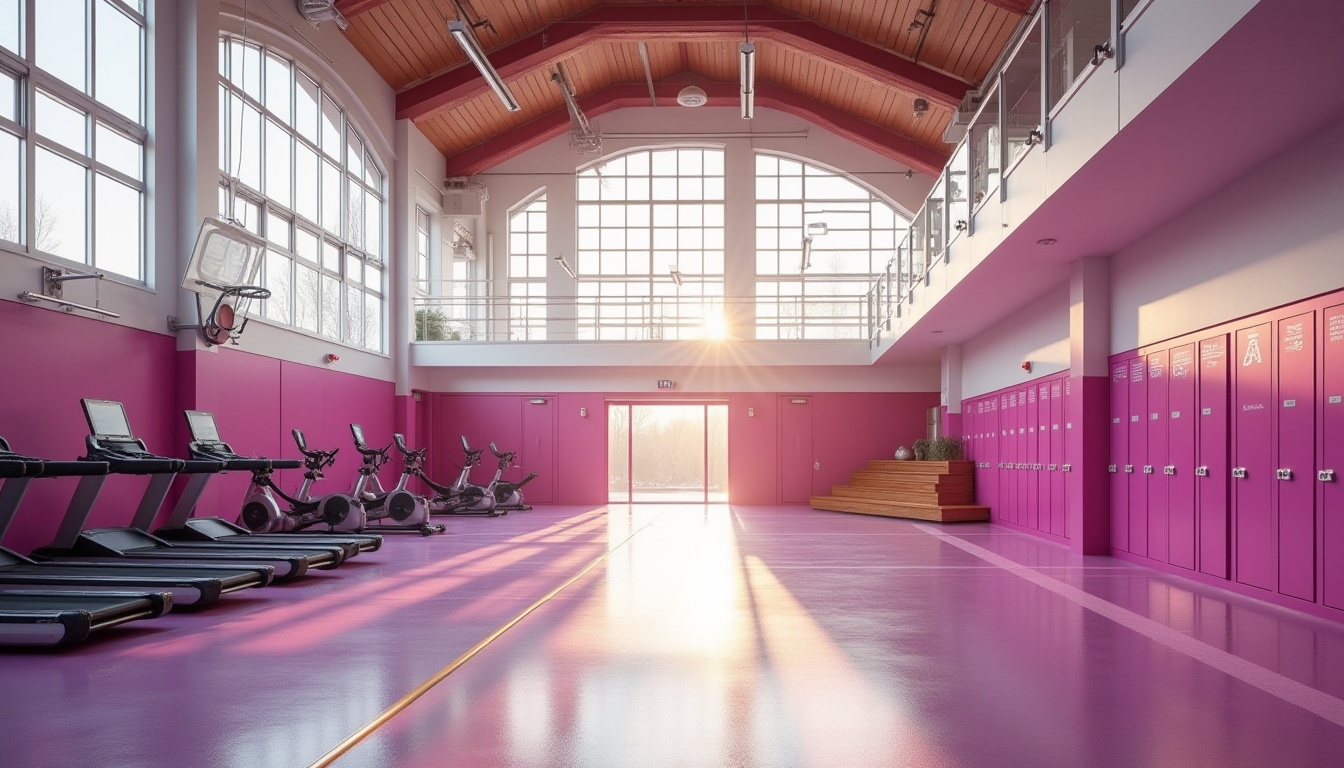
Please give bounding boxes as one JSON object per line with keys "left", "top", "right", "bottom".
{"left": 677, "top": 85, "right": 708, "bottom": 107}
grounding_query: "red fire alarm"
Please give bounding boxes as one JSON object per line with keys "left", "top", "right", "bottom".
{"left": 1021, "top": 361, "right": 1032, "bottom": 373}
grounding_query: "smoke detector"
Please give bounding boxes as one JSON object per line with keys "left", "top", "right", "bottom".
{"left": 677, "top": 85, "right": 708, "bottom": 107}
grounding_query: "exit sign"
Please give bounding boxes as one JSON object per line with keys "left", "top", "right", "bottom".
{"left": 657, "top": 379, "right": 676, "bottom": 389}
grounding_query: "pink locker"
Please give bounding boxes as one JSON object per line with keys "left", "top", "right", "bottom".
{"left": 1026, "top": 385, "right": 1039, "bottom": 530}
{"left": 1276, "top": 313, "right": 1315, "bottom": 602}
{"left": 1147, "top": 350, "right": 1170, "bottom": 562}
{"left": 1018, "top": 388, "right": 1030, "bottom": 526}
{"left": 1001, "top": 392, "right": 1015, "bottom": 524}
{"left": 1038, "top": 381, "right": 1051, "bottom": 534}
{"left": 1322, "top": 305, "right": 1344, "bottom": 609}
{"left": 984, "top": 397, "right": 999, "bottom": 517}
{"left": 1129, "top": 356, "right": 1149, "bottom": 557}
{"left": 1110, "top": 359, "right": 1130, "bottom": 552}
{"left": 1234, "top": 323, "right": 1274, "bottom": 591}
{"left": 1198, "top": 335, "right": 1231, "bottom": 579}
{"left": 1168, "top": 344, "right": 1197, "bottom": 570}
{"left": 1049, "top": 378, "right": 1065, "bottom": 537}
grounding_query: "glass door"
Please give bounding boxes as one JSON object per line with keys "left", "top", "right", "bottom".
{"left": 608, "top": 403, "right": 728, "bottom": 503}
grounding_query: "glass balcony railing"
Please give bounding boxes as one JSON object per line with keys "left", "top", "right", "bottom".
{"left": 868, "top": 0, "right": 1136, "bottom": 344}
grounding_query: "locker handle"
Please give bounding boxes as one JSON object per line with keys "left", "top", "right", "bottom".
{"left": 1143, "top": 465, "right": 1154, "bottom": 475}
{"left": 1232, "top": 468, "right": 1248, "bottom": 479}
{"left": 1034, "top": 463, "right": 1043, "bottom": 471}
{"left": 1164, "top": 465, "right": 1176, "bottom": 476}
{"left": 1196, "top": 466, "right": 1209, "bottom": 477}
{"left": 1062, "top": 464, "right": 1072, "bottom": 472}
{"left": 1108, "top": 464, "right": 1117, "bottom": 473}
{"left": 1320, "top": 470, "right": 1337, "bottom": 483}
{"left": 1276, "top": 468, "right": 1293, "bottom": 481}
{"left": 1125, "top": 465, "right": 1134, "bottom": 474}
{"left": 1048, "top": 463, "right": 1058, "bottom": 471}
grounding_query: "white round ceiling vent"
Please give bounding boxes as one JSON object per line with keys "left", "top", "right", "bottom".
{"left": 677, "top": 85, "right": 708, "bottom": 107}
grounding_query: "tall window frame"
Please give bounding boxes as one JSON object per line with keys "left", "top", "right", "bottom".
{"left": 0, "top": 0, "right": 148, "bottom": 282}
{"left": 217, "top": 34, "right": 386, "bottom": 353}
{"left": 575, "top": 147, "right": 726, "bottom": 341}
{"left": 414, "top": 206, "right": 430, "bottom": 295}
{"left": 754, "top": 153, "right": 907, "bottom": 340}
{"left": 507, "top": 191, "right": 547, "bottom": 340}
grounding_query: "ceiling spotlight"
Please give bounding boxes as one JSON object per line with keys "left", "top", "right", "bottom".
{"left": 1036, "top": 238, "right": 1057, "bottom": 246}
{"left": 912, "top": 98, "right": 929, "bottom": 119}
{"left": 905, "top": 169, "right": 914, "bottom": 180}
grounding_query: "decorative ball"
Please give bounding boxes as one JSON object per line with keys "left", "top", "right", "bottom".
{"left": 894, "top": 446, "right": 914, "bottom": 461}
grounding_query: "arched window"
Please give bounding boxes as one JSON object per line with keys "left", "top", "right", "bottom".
{"left": 575, "top": 147, "right": 726, "bottom": 340}
{"left": 508, "top": 192, "right": 547, "bottom": 340}
{"left": 218, "top": 36, "right": 385, "bottom": 352}
{"left": 755, "top": 154, "right": 907, "bottom": 339}
{"left": 0, "top": 0, "right": 147, "bottom": 281}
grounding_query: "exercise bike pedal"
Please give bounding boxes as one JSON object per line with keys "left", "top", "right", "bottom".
{"left": 420, "top": 523, "right": 447, "bottom": 536}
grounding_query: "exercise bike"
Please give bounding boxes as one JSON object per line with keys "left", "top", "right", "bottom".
{"left": 231, "top": 429, "right": 363, "bottom": 535}
{"left": 330, "top": 424, "right": 445, "bottom": 536}
{"left": 486, "top": 442, "right": 537, "bottom": 511}
{"left": 408, "top": 435, "right": 503, "bottom": 517}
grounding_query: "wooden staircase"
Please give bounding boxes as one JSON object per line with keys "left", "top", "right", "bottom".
{"left": 811, "top": 460, "right": 990, "bottom": 522}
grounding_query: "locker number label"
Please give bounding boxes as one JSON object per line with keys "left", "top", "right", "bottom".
{"left": 1331, "top": 396, "right": 1343, "bottom": 404}
{"left": 1131, "top": 415, "right": 1140, "bottom": 422}
{"left": 1171, "top": 411, "right": 1180, "bottom": 419}
{"left": 1202, "top": 408, "right": 1213, "bottom": 415}
{"left": 1284, "top": 399, "right": 1297, "bottom": 408}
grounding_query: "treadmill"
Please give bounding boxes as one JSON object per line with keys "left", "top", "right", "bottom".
{"left": 0, "top": 437, "right": 273, "bottom": 606}
{"left": 29, "top": 400, "right": 339, "bottom": 581}
{"left": 159, "top": 410, "right": 380, "bottom": 556}
{"left": 0, "top": 449, "right": 173, "bottom": 646}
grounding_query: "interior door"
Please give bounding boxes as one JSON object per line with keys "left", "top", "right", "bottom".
{"left": 780, "top": 396, "right": 814, "bottom": 503}
{"left": 1198, "top": 335, "right": 1231, "bottom": 578}
{"left": 1277, "top": 313, "right": 1315, "bottom": 601}
{"left": 521, "top": 397, "right": 555, "bottom": 504}
{"left": 1235, "top": 323, "right": 1274, "bottom": 591}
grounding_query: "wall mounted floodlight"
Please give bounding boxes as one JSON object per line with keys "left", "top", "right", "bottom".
{"left": 449, "top": 20, "right": 520, "bottom": 112}
{"left": 801, "top": 236, "right": 813, "bottom": 271}
{"left": 739, "top": 42, "right": 756, "bottom": 119}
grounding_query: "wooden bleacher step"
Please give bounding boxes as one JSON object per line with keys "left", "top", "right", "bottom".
{"left": 811, "top": 458, "right": 989, "bottom": 523}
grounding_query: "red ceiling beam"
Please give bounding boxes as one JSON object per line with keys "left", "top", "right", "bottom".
{"left": 334, "top": 0, "right": 395, "bottom": 17}
{"left": 444, "top": 78, "right": 950, "bottom": 177}
{"left": 980, "top": 0, "right": 1037, "bottom": 14}
{"left": 399, "top": 3, "right": 970, "bottom": 121}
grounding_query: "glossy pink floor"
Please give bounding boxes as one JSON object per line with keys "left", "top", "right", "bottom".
{"left": 4, "top": 506, "right": 1344, "bottom": 767}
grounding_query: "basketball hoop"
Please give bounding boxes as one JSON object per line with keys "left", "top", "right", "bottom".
{"left": 201, "top": 284, "right": 270, "bottom": 346}
{"left": 169, "top": 217, "right": 270, "bottom": 346}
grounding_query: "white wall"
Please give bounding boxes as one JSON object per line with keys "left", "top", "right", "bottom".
{"left": 961, "top": 282, "right": 1071, "bottom": 397}
{"left": 1111, "top": 112, "right": 1344, "bottom": 353}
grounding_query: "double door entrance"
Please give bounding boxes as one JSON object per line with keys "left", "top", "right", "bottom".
{"left": 608, "top": 403, "right": 728, "bottom": 503}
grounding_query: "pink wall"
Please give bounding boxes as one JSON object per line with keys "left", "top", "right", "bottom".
{"left": 425, "top": 390, "right": 937, "bottom": 505}
{"left": 0, "top": 301, "right": 177, "bottom": 554}
{"left": 0, "top": 299, "right": 398, "bottom": 554}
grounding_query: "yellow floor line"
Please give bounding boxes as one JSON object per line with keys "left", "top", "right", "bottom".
{"left": 306, "top": 515, "right": 662, "bottom": 768}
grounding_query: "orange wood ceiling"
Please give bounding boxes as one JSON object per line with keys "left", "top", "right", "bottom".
{"left": 337, "top": 1, "right": 1026, "bottom": 172}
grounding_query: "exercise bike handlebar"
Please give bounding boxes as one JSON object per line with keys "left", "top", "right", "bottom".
{"left": 291, "top": 429, "right": 339, "bottom": 468}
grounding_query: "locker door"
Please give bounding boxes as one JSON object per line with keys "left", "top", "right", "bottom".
{"left": 1038, "top": 382, "right": 1051, "bottom": 534}
{"left": 1198, "top": 335, "right": 1231, "bottom": 579}
{"left": 1026, "top": 385, "right": 1039, "bottom": 530}
{"left": 1168, "top": 344, "right": 1197, "bottom": 570}
{"left": 1322, "top": 305, "right": 1344, "bottom": 609}
{"left": 1147, "top": 350, "right": 1170, "bottom": 563}
{"left": 1018, "top": 388, "right": 1030, "bottom": 526}
{"left": 521, "top": 397, "right": 556, "bottom": 503}
{"left": 1277, "top": 313, "right": 1315, "bottom": 601}
{"left": 985, "top": 398, "right": 1000, "bottom": 516}
{"left": 1000, "top": 393, "right": 1013, "bottom": 524}
{"left": 1062, "top": 378, "right": 1073, "bottom": 539}
{"left": 1110, "top": 359, "right": 1130, "bottom": 552}
{"left": 1128, "top": 357, "right": 1149, "bottom": 556}
{"left": 1050, "top": 378, "right": 1065, "bottom": 537}
{"left": 1235, "top": 323, "right": 1274, "bottom": 591}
